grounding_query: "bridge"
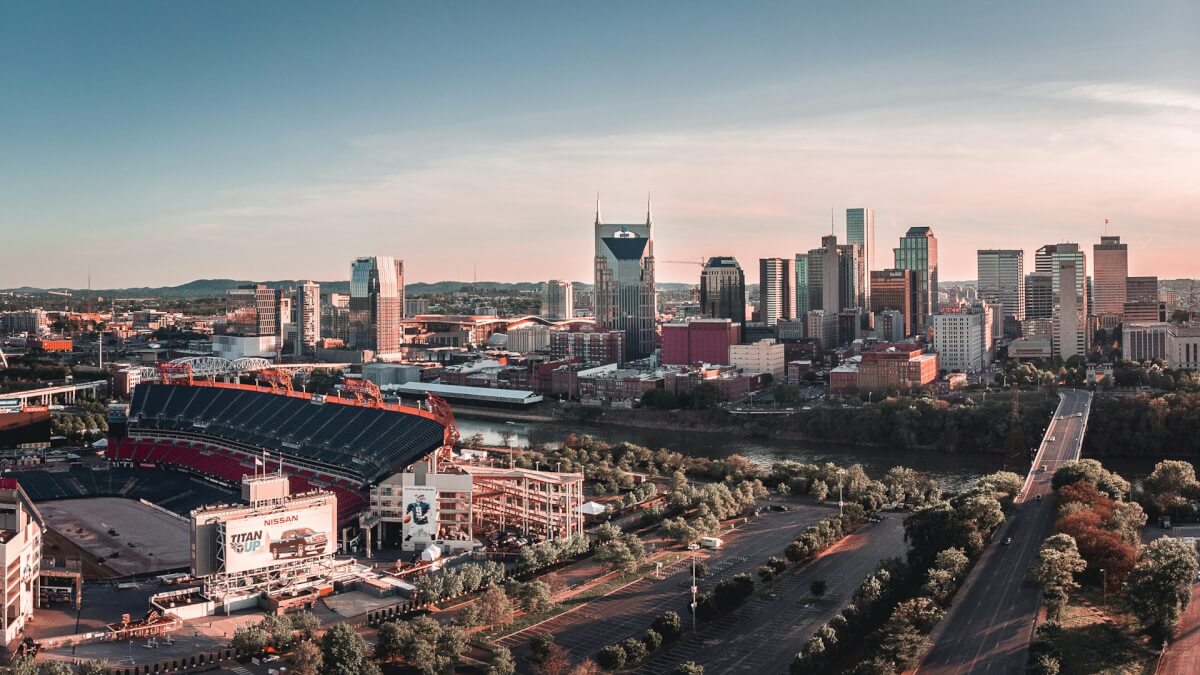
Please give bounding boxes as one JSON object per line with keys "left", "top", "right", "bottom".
{"left": 919, "top": 389, "right": 1093, "bottom": 674}
{"left": 5, "top": 380, "right": 107, "bottom": 406}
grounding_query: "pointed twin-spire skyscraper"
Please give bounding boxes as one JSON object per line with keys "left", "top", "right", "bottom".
{"left": 593, "top": 195, "right": 656, "bottom": 362}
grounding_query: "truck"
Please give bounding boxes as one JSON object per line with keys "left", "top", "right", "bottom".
{"left": 270, "top": 527, "right": 329, "bottom": 560}
{"left": 699, "top": 537, "right": 724, "bottom": 549}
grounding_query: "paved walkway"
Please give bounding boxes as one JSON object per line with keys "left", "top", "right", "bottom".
{"left": 1159, "top": 583, "right": 1200, "bottom": 675}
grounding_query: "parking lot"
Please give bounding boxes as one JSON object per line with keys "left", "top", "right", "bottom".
{"left": 496, "top": 504, "right": 839, "bottom": 667}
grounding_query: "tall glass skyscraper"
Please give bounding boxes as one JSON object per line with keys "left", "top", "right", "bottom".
{"left": 794, "top": 253, "right": 809, "bottom": 317}
{"left": 894, "top": 226, "right": 938, "bottom": 332}
{"left": 594, "top": 199, "right": 656, "bottom": 360}
{"left": 294, "top": 280, "right": 320, "bottom": 356}
{"left": 757, "top": 257, "right": 793, "bottom": 326}
{"left": 1035, "top": 244, "right": 1088, "bottom": 317}
{"left": 1093, "top": 236, "right": 1128, "bottom": 318}
{"left": 977, "top": 249, "right": 1025, "bottom": 322}
{"left": 350, "top": 256, "right": 405, "bottom": 355}
{"left": 700, "top": 257, "right": 746, "bottom": 323}
{"left": 846, "top": 208, "right": 875, "bottom": 308}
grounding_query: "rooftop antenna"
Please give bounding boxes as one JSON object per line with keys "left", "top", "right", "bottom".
{"left": 1104, "top": 218, "right": 1109, "bottom": 236}
{"left": 831, "top": 207, "right": 835, "bottom": 235}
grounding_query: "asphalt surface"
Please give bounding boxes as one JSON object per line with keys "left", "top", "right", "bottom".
{"left": 496, "top": 504, "right": 838, "bottom": 670}
{"left": 918, "top": 389, "right": 1092, "bottom": 675}
{"left": 635, "top": 515, "right": 907, "bottom": 674}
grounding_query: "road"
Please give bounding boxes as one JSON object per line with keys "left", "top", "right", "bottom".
{"left": 635, "top": 515, "right": 907, "bottom": 674}
{"left": 495, "top": 504, "right": 837, "bottom": 670}
{"left": 918, "top": 389, "right": 1092, "bottom": 675}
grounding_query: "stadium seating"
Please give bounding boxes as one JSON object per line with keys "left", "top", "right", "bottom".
{"left": 8, "top": 466, "right": 235, "bottom": 516}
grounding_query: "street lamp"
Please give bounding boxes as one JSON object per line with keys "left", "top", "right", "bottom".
{"left": 687, "top": 543, "right": 700, "bottom": 630}
{"left": 1101, "top": 568, "right": 1107, "bottom": 613}
{"left": 837, "top": 468, "right": 846, "bottom": 517}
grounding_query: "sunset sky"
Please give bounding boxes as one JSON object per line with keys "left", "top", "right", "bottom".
{"left": 2, "top": 1, "right": 1197, "bottom": 288}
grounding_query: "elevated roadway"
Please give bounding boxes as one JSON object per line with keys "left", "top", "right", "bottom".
{"left": 918, "top": 389, "right": 1092, "bottom": 674}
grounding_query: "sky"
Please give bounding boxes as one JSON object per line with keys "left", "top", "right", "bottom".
{"left": 2, "top": 1, "right": 1198, "bottom": 288}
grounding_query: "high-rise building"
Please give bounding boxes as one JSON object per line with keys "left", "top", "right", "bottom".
{"left": 294, "top": 281, "right": 320, "bottom": 357}
{"left": 870, "top": 269, "right": 916, "bottom": 337}
{"left": 846, "top": 208, "right": 875, "bottom": 308}
{"left": 542, "top": 280, "right": 574, "bottom": 320}
{"left": 322, "top": 293, "right": 351, "bottom": 342}
{"left": 821, "top": 236, "right": 841, "bottom": 313}
{"left": 550, "top": 328, "right": 625, "bottom": 365}
{"left": 593, "top": 199, "right": 656, "bottom": 360}
{"left": 977, "top": 250, "right": 1025, "bottom": 323}
{"left": 1035, "top": 244, "right": 1088, "bottom": 317}
{"left": 794, "top": 253, "right": 809, "bottom": 317}
{"left": 933, "top": 312, "right": 985, "bottom": 372}
{"left": 1025, "top": 272, "right": 1054, "bottom": 320}
{"left": 225, "top": 284, "right": 280, "bottom": 337}
{"left": 805, "top": 246, "right": 825, "bottom": 312}
{"left": 1093, "top": 236, "right": 1128, "bottom": 319}
{"left": 838, "top": 242, "right": 865, "bottom": 310}
{"left": 700, "top": 257, "right": 746, "bottom": 323}
{"left": 404, "top": 298, "right": 430, "bottom": 316}
{"left": 1056, "top": 261, "right": 1084, "bottom": 359}
{"left": 758, "top": 257, "right": 793, "bottom": 327}
{"left": 350, "top": 256, "right": 405, "bottom": 355}
{"left": 894, "top": 227, "right": 938, "bottom": 332}
{"left": 1127, "top": 276, "right": 1159, "bottom": 302}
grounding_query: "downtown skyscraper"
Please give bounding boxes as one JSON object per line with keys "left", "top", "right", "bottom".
{"left": 1093, "top": 235, "right": 1128, "bottom": 321}
{"left": 350, "top": 256, "right": 405, "bottom": 355}
{"left": 977, "top": 249, "right": 1025, "bottom": 324}
{"left": 700, "top": 256, "right": 746, "bottom": 323}
{"left": 758, "top": 257, "right": 793, "bottom": 326}
{"left": 594, "top": 198, "right": 656, "bottom": 360}
{"left": 846, "top": 208, "right": 875, "bottom": 309}
{"left": 294, "top": 280, "right": 320, "bottom": 357}
{"left": 541, "top": 280, "right": 574, "bottom": 320}
{"left": 894, "top": 227, "right": 938, "bottom": 332}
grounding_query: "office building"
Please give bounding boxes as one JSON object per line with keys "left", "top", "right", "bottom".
{"left": 700, "top": 257, "right": 746, "bottom": 323}
{"left": 1127, "top": 276, "right": 1160, "bottom": 303}
{"left": 350, "top": 256, "right": 405, "bottom": 355}
{"left": 857, "top": 346, "right": 939, "bottom": 392}
{"left": 1035, "top": 243, "right": 1089, "bottom": 317}
{"left": 593, "top": 199, "right": 656, "bottom": 360}
{"left": 1093, "top": 236, "right": 1127, "bottom": 320}
{"left": 1025, "top": 272, "right": 1054, "bottom": 321}
{"left": 550, "top": 329, "right": 625, "bottom": 366}
{"left": 876, "top": 310, "right": 906, "bottom": 343}
{"left": 794, "top": 253, "right": 809, "bottom": 317}
{"left": 846, "top": 208, "right": 875, "bottom": 309}
{"left": 294, "top": 281, "right": 320, "bottom": 357}
{"left": 321, "top": 293, "right": 351, "bottom": 343}
{"left": 225, "top": 284, "right": 280, "bottom": 338}
{"left": 1125, "top": 301, "right": 1167, "bottom": 324}
{"left": 758, "top": 257, "right": 793, "bottom": 326}
{"left": 894, "top": 227, "right": 938, "bottom": 332}
{"left": 661, "top": 319, "right": 740, "bottom": 366}
{"left": 932, "top": 312, "right": 985, "bottom": 372}
{"left": 730, "top": 339, "right": 786, "bottom": 379}
{"left": 870, "top": 269, "right": 916, "bottom": 337}
{"left": 805, "top": 310, "right": 839, "bottom": 352}
{"left": 838, "top": 242, "right": 865, "bottom": 310}
{"left": 1125, "top": 322, "right": 1170, "bottom": 362}
{"left": 977, "top": 249, "right": 1025, "bottom": 325}
{"left": 1169, "top": 325, "right": 1200, "bottom": 370}
{"left": 0, "top": 479, "right": 43, "bottom": 644}
{"left": 541, "top": 280, "right": 574, "bottom": 321}
{"left": 1056, "top": 261, "right": 1085, "bottom": 359}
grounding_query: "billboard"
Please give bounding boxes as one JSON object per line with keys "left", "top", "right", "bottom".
{"left": 401, "top": 485, "right": 438, "bottom": 551}
{"left": 222, "top": 500, "right": 335, "bottom": 574}
{"left": 0, "top": 399, "right": 21, "bottom": 414}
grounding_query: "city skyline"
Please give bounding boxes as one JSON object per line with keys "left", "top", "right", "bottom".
{"left": 3, "top": 2, "right": 1198, "bottom": 288}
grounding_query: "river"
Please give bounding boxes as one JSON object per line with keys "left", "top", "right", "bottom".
{"left": 456, "top": 416, "right": 1007, "bottom": 492}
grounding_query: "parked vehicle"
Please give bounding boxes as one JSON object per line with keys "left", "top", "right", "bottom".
{"left": 699, "top": 537, "right": 724, "bottom": 549}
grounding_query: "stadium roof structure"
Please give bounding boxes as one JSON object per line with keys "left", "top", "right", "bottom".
{"left": 386, "top": 382, "right": 543, "bottom": 407}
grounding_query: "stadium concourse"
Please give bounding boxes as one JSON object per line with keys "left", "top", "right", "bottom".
{"left": 107, "top": 378, "right": 453, "bottom": 527}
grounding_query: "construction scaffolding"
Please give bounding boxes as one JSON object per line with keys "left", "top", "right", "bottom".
{"left": 461, "top": 466, "right": 585, "bottom": 540}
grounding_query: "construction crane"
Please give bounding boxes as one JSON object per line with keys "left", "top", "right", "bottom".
{"left": 660, "top": 258, "right": 707, "bottom": 268}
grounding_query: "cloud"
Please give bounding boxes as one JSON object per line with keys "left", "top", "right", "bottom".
{"left": 1024, "top": 81, "right": 1200, "bottom": 113}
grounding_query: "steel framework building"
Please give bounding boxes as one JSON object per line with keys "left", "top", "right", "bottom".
{"left": 460, "top": 466, "right": 585, "bottom": 540}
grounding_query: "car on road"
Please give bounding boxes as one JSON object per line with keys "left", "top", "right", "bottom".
{"left": 270, "top": 527, "right": 328, "bottom": 559}
{"left": 1035, "top": 494, "right": 1043, "bottom": 502}
{"left": 1048, "top": 436, "right": 1056, "bottom": 443}
{"left": 1040, "top": 464, "right": 1047, "bottom": 472}
{"left": 1003, "top": 537, "right": 1013, "bottom": 545}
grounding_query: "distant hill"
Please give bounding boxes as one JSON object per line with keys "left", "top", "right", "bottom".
{"left": 4, "top": 279, "right": 695, "bottom": 298}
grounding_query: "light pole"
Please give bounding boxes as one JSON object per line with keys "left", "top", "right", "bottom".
{"left": 1101, "top": 567, "right": 1107, "bottom": 613}
{"left": 837, "top": 469, "right": 846, "bottom": 517}
{"left": 688, "top": 543, "right": 700, "bottom": 630}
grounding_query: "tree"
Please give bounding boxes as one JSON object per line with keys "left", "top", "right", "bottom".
{"left": 320, "top": 623, "right": 372, "bottom": 675}
{"left": 1051, "top": 459, "right": 1129, "bottom": 498}
{"left": 291, "top": 611, "right": 321, "bottom": 640}
{"left": 643, "top": 628, "right": 663, "bottom": 651}
{"left": 374, "top": 621, "right": 407, "bottom": 663}
{"left": 671, "top": 663, "right": 705, "bottom": 675}
{"left": 535, "top": 644, "right": 572, "bottom": 675}
{"left": 260, "top": 613, "right": 295, "bottom": 649}
{"left": 478, "top": 584, "right": 515, "bottom": 628}
{"left": 489, "top": 646, "right": 517, "bottom": 675}
{"left": 653, "top": 610, "right": 683, "bottom": 642}
{"left": 77, "top": 663, "right": 110, "bottom": 675}
{"left": 641, "top": 388, "right": 677, "bottom": 410}
{"left": 1125, "top": 537, "right": 1200, "bottom": 640}
{"left": 232, "top": 622, "right": 269, "bottom": 655}
{"left": 621, "top": 636, "right": 648, "bottom": 663}
{"left": 568, "top": 661, "right": 603, "bottom": 675}
{"left": 499, "top": 429, "right": 516, "bottom": 447}
{"left": 520, "top": 580, "right": 556, "bottom": 614}
{"left": 687, "top": 382, "right": 723, "bottom": 410}
{"left": 596, "top": 644, "right": 627, "bottom": 670}
{"left": 1144, "top": 460, "right": 1200, "bottom": 517}
{"left": 8, "top": 656, "right": 37, "bottom": 675}
{"left": 39, "top": 663, "right": 74, "bottom": 675}
{"left": 1030, "top": 534, "right": 1087, "bottom": 621}
{"left": 810, "top": 579, "right": 828, "bottom": 598}
{"left": 288, "top": 640, "right": 324, "bottom": 675}
{"left": 595, "top": 534, "right": 646, "bottom": 574}
{"left": 529, "top": 632, "right": 556, "bottom": 663}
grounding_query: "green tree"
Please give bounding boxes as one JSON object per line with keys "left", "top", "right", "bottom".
{"left": 621, "top": 636, "right": 648, "bottom": 663}
{"left": 488, "top": 646, "right": 517, "bottom": 675}
{"left": 8, "top": 656, "right": 37, "bottom": 675}
{"left": 39, "top": 663, "right": 74, "bottom": 675}
{"left": 519, "top": 580, "right": 556, "bottom": 614}
{"left": 232, "top": 622, "right": 269, "bottom": 655}
{"left": 652, "top": 610, "right": 683, "bottom": 641}
{"left": 478, "top": 583, "right": 514, "bottom": 628}
{"left": 1144, "top": 460, "right": 1200, "bottom": 517}
{"left": 260, "top": 613, "right": 295, "bottom": 649}
{"left": 1051, "top": 459, "right": 1129, "bottom": 498}
{"left": 810, "top": 579, "right": 828, "bottom": 597}
{"left": 77, "top": 662, "right": 110, "bottom": 675}
{"left": 320, "top": 623, "right": 372, "bottom": 675}
{"left": 290, "top": 611, "right": 321, "bottom": 641}
{"left": 288, "top": 640, "right": 324, "bottom": 675}
{"left": 641, "top": 388, "right": 678, "bottom": 410}
{"left": 1125, "top": 537, "right": 1200, "bottom": 640}
{"left": 1030, "top": 534, "right": 1087, "bottom": 621}
{"left": 529, "top": 632, "right": 556, "bottom": 663}
{"left": 687, "top": 382, "right": 723, "bottom": 410}
{"left": 596, "top": 644, "right": 626, "bottom": 670}
{"left": 671, "top": 662, "right": 705, "bottom": 675}
{"left": 374, "top": 620, "right": 407, "bottom": 663}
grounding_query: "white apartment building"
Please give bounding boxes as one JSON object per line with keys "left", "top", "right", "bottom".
{"left": 729, "top": 338, "right": 786, "bottom": 379}
{"left": 932, "top": 312, "right": 985, "bottom": 372}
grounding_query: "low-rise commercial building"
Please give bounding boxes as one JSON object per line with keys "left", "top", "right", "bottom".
{"left": 661, "top": 319, "right": 739, "bottom": 366}
{"left": 729, "top": 339, "right": 786, "bottom": 379}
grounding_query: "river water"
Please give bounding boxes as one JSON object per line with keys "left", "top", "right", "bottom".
{"left": 456, "top": 416, "right": 1007, "bottom": 492}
